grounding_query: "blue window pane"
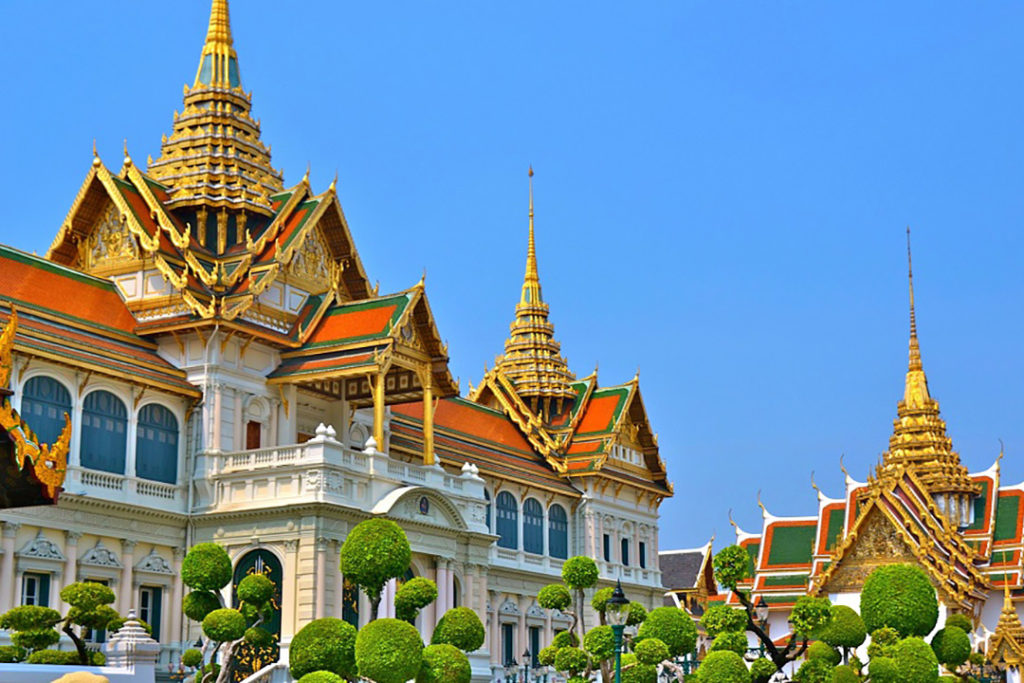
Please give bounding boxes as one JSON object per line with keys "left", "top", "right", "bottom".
{"left": 496, "top": 492, "right": 518, "bottom": 550}
{"left": 484, "top": 489, "right": 492, "bottom": 531}
{"left": 523, "top": 498, "right": 543, "bottom": 555}
{"left": 136, "top": 404, "right": 178, "bottom": 484}
{"left": 548, "top": 504, "right": 568, "bottom": 559}
{"left": 21, "top": 377, "right": 71, "bottom": 444}
{"left": 81, "top": 390, "right": 127, "bottom": 475}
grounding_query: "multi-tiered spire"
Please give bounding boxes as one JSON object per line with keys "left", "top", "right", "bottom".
{"left": 147, "top": 0, "right": 283, "bottom": 250}
{"left": 879, "top": 228, "right": 979, "bottom": 524}
{"left": 493, "top": 168, "right": 576, "bottom": 419}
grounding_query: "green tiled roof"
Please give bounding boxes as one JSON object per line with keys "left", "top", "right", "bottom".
{"left": 765, "top": 524, "right": 815, "bottom": 567}
{"left": 824, "top": 507, "right": 845, "bottom": 551}
{"left": 762, "top": 574, "right": 809, "bottom": 588}
{"left": 994, "top": 494, "right": 1021, "bottom": 542}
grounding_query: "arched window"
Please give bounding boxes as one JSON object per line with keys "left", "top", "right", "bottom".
{"left": 81, "top": 390, "right": 127, "bottom": 475}
{"left": 549, "top": 504, "right": 568, "bottom": 559}
{"left": 136, "top": 404, "right": 179, "bottom": 484}
{"left": 495, "top": 492, "right": 518, "bottom": 550}
{"left": 523, "top": 498, "right": 544, "bottom": 554}
{"left": 485, "top": 490, "right": 492, "bottom": 532}
{"left": 20, "top": 377, "right": 71, "bottom": 444}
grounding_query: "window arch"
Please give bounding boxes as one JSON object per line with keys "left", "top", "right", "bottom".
{"left": 523, "top": 498, "right": 544, "bottom": 554}
{"left": 549, "top": 504, "right": 568, "bottom": 559}
{"left": 495, "top": 492, "right": 518, "bottom": 550}
{"left": 20, "top": 377, "right": 72, "bottom": 444}
{"left": 136, "top": 404, "right": 179, "bottom": 484}
{"left": 81, "top": 390, "right": 127, "bottom": 475}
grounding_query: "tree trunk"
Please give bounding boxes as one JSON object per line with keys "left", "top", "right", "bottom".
{"left": 577, "top": 588, "right": 587, "bottom": 639}
{"left": 370, "top": 595, "right": 381, "bottom": 622}
{"left": 62, "top": 623, "right": 89, "bottom": 666}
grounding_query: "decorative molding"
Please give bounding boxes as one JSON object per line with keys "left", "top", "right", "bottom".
{"left": 499, "top": 598, "right": 520, "bottom": 615}
{"left": 65, "top": 530, "right": 83, "bottom": 544}
{"left": 527, "top": 603, "right": 546, "bottom": 619}
{"left": 121, "top": 539, "right": 137, "bottom": 554}
{"left": 135, "top": 551, "right": 174, "bottom": 575}
{"left": 17, "top": 533, "right": 65, "bottom": 562}
{"left": 79, "top": 541, "right": 123, "bottom": 569}
{"left": 2, "top": 522, "right": 22, "bottom": 539}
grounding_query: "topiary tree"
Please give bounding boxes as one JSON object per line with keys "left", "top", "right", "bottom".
{"left": 297, "top": 673, "right": 346, "bottom": 683}
{"left": 793, "top": 657, "right": 835, "bottom": 683}
{"left": 832, "top": 664, "right": 859, "bottom": 683}
{"left": 699, "top": 605, "right": 747, "bottom": 638}
{"left": 709, "top": 631, "right": 747, "bottom": 656}
{"left": 860, "top": 564, "right": 938, "bottom": 637}
{"left": 931, "top": 612, "right": 972, "bottom": 678}
{"left": 431, "top": 606, "right": 485, "bottom": 652}
{"left": 749, "top": 657, "right": 776, "bottom": 683}
{"left": 583, "top": 625, "right": 616, "bottom": 682}
{"left": 395, "top": 577, "right": 438, "bottom": 623}
{"left": 894, "top": 636, "right": 939, "bottom": 683}
{"left": 416, "top": 643, "right": 471, "bottom": 683}
{"left": 817, "top": 604, "right": 866, "bottom": 663}
{"left": 807, "top": 641, "right": 841, "bottom": 666}
{"left": 340, "top": 519, "right": 412, "bottom": 620}
{"left": 561, "top": 556, "right": 598, "bottom": 637}
{"left": 354, "top": 618, "right": 424, "bottom": 683}
{"left": 59, "top": 581, "right": 121, "bottom": 665}
{"left": 289, "top": 618, "right": 357, "bottom": 680}
{"left": 0, "top": 606, "right": 61, "bottom": 658}
{"left": 696, "top": 649, "right": 748, "bottom": 683}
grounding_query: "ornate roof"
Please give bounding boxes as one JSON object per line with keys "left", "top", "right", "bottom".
{"left": 147, "top": 0, "right": 283, "bottom": 219}
{"left": 988, "top": 585, "right": 1024, "bottom": 667}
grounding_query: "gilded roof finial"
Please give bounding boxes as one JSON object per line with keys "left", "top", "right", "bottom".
{"left": 907, "top": 226, "right": 922, "bottom": 372}
{"left": 810, "top": 470, "right": 820, "bottom": 494}
{"left": 757, "top": 489, "right": 767, "bottom": 517}
{"left": 92, "top": 139, "right": 101, "bottom": 168}
{"left": 526, "top": 165, "right": 538, "bottom": 289}
{"left": 728, "top": 508, "right": 738, "bottom": 530}
{"left": 302, "top": 162, "right": 310, "bottom": 185}
{"left": 329, "top": 171, "right": 338, "bottom": 194}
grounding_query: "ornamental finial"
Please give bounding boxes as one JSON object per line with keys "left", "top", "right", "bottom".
{"left": 839, "top": 453, "right": 849, "bottom": 478}
{"left": 329, "top": 171, "right": 338, "bottom": 193}
{"left": 810, "top": 470, "right": 820, "bottom": 494}
{"left": 757, "top": 489, "right": 767, "bottom": 517}
{"left": 92, "top": 139, "right": 101, "bottom": 168}
{"left": 907, "top": 226, "right": 921, "bottom": 372}
{"left": 526, "top": 165, "right": 537, "bottom": 286}
{"left": 302, "top": 162, "right": 310, "bottom": 184}
{"left": 123, "top": 139, "right": 132, "bottom": 168}
{"left": 194, "top": 0, "right": 239, "bottom": 89}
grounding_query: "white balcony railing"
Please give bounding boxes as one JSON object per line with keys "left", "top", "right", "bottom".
{"left": 66, "top": 466, "right": 184, "bottom": 509}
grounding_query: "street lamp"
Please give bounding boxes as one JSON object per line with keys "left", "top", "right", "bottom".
{"left": 754, "top": 595, "right": 769, "bottom": 657}
{"left": 606, "top": 580, "right": 630, "bottom": 683}
{"left": 521, "top": 648, "right": 531, "bottom": 683}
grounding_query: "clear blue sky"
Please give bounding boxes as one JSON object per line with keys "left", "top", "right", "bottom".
{"left": 2, "top": 2, "right": 1024, "bottom": 551}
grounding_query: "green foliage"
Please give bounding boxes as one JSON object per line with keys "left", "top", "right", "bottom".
{"left": 623, "top": 663, "right": 658, "bottom": 683}
{"left": 202, "top": 608, "right": 247, "bottom": 642}
{"left": 290, "top": 618, "right": 358, "bottom": 680}
{"left": 832, "top": 664, "right": 858, "bottom": 683}
{"left": 561, "top": 556, "right": 599, "bottom": 589}
{"left": 700, "top": 605, "right": 748, "bottom": 638}
{"left": 0, "top": 605, "right": 62, "bottom": 631}
{"left": 790, "top": 595, "right": 833, "bottom": 637}
{"left": 12, "top": 629, "right": 60, "bottom": 654}
{"left": 245, "top": 626, "right": 274, "bottom": 647}
{"left": 354, "top": 618, "right": 424, "bottom": 683}
{"left": 591, "top": 587, "right": 613, "bottom": 614}
{"left": 583, "top": 625, "right": 616, "bottom": 661}
{"left": 60, "top": 581, "right": 116, "bottom": 611}
{"left": 807, "top": 641, "right": 841, "bottom": 665}
{"left": 416, "top": 643, "right": 471, "bottom": 683}
{"left": 819, "top": 605, "right": 866, "bottom": 650}
{"left": 634, "top": 637, "right": 669, "bottom": 665}
{"left": 181, "top": 543, "right": 233, "bottom": 591}
{"left": 712, "top": 545, "right": 750, "bottom": 591}
{"left": 396, "top": 577, "right": 438, "bottom": 622}
{"left": 183, "top": 590, "right": 221, "bottom": 622}
{"left": 628, "top": 601, "right": 648, "bottom": 626}
{"left": 553, "top": 646, "right": 588, "bottom": 675}
{"left": 237, "top": 573, "right": 275, "bottom": 606}
{"left": 894, "top": 636, "right": 939, "bottom": 683}
{"left": 91, "top": 651, "right": 106, "bottom": 666}
{"left": 26, "top": 649, "right": 79, "bottom": 665}
{"left": 696, "top": 650, "right": 748, "bottom": 683}
{"left": 860, "top": 564, "right": 938, "bottom": 637}
{"left": 794, "top": 658, "right": 835, "bottom": 683}
{"left": 182, "top": 648, "right": 203, "bottom": 668}
{"left": 431, "top": 607, "right": 485, "bottom": 652}
{"left": 636, "top": 606, "right": 697, "bottom": 657}
{"left": 67, "top": 604, "right": 118, "bottom": 631}
{"left": 931, "top": 626, "right": 971, "bottom": 671}
{"left": 867, "top": 626, "right": 901, "bottom": 659}
{"left": 944, "top": 613, "right": 973, "bottom": 633}
{"left": 749, "top": 658, "right": 777, "bottom": 682}
{"left": 539, "top": 583, "right": 573, "bottom": 611}
{"left": 567, "top": 678, "right": 588, "bottom": 683}
{"left": 107, "top": 616, "right": 151, "bottom": 635}
{"left": 297, "top": 673, "right": 345, "bottom": 683}
{"left": 710, "top": 631, "right": 748, "bottom": 656}
{"left": 0, "top": 645, "right": 25, "bottom": 663}
{"left": 538, "top": 645, "right": 558, "bottom": 666}
{"left": 552, "top": 630, "right": 579, "bottom": 648}
{"left": 968, "top": 651, "right": 985, "bottom": 667}
{"left": 340, "top": 519, "right": 412, "bottom": 604}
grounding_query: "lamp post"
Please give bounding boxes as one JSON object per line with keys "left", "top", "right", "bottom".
{"left": 754, "top": 595, "right": 769, "bottom": 657}
{"left": 606, "top": 580, "right": 630, "bottom": 683}
{"left": 521, "top": 648, "right": 531, "bottom": 683}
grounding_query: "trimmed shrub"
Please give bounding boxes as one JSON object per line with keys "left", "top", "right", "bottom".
{"left": 867, "top": 626, "right": 901, "bottom": 659}
{"left": 819, "top": 604, "right": 866, "bottom": 651}
{"left": 538, "top": 645, "right": 559, "bottom": 666}
{"left": 832, "top": 664, "right": 859, "bottom": 683}
{"left": 396, "top": 577, "right": 438, "bottom": 622}
{"left": 869, "top": 655, "right": 899, "bottom": 683}
{"left": 0, "top": 645, "right": 25, "bottom": 663}
{"left": 354, "top": 618, "right": 424, "bottom": 683}
{"left": 181, "top": 648, "right": 203, "bottom": 668}
{"left": 583, "top": 625, "right": 616, "bottom": 661}
{"left": 634, "top": 637, "right": 669, "bottom": 665}
{"left": 539, "top": 583, "right": 573, "bottom": 611}
{"left": 26, "top": 649, "right": 78, "bottom": 665}
{"left": 628, "top": 601, "right": 648, "bottom": 626}
{"left": 553, "top": 646, "right": 588, "bottom": 675}
{"left": 91, "top": 651, "right": 106, "bottom": 666}
{"left": 183, "top": 590, "right": 221, "bottom": 622}
{"left": 749, "top": 658, "right": 777, "bottom": 682}
{"left": 790, "top": 595, "right": 833, "bottom": 636}
{"left": 245, "top": 626, "right": 274, "bottom": 647}
{"left": 894, "top": 636, "right": 939, "bottom": 683}
{"left": 107, "top": 616, "right": 151, "bottom": 634}
{"left": 416, "top": 643, "right": 471, "bottom": 683}
{"left": 861, "top": 564, "right": 938, "bottom": 637}
{"left": 431, "top": 607, "right": 485, "bottom": 652}
{"left": 623, "top": 662, "right": 658, "bottom": 683}
{"left": 0, "top": 605, "right": 62, "bottom": 631}
{"left": 712, "top": 545, "right": 750, "bottom": 590}
{"left": 290, "top": 617, "right": 357, "bottom": 680}
{"left": 944, "top": 613, "right": 973, "bottom": 633}
{"left": 60, "top": 581, "right": 115, "bottom": 611}
{"left": 696, "top": 650, "right": 748, "bottom": 683}
{"left": 181, "top": 543, "right": 233, "bottom": 591}
{"left": 637, "top": 607, "right": 697, "bottom": 657}
{"left": 794, "top": 658, "right": 834, "bottom": 683}
{"left": 700, "top": 605, "right": 747, "bottom": 637}
{"left": 297, "top": 673, "right": 345, "bottom": 683}
{"left": 561, "top": 557, "right": 599, "bottom": 589}
{"left": 10, "top": 628, "right": 60, "bottom": 654}
{"left": 340, "top": 519, "right": 412, "bottom": 603}
{"left": 67, "top": 604, "right": 118, "bottom": 631}
{"left": 710, "top": 631, "right": 747, "bottom": 656}
{"left": 552, "top": 630, "right": 579, "bottom": 648}
{"left": 807, "top": 641, "right": 841, "bottom": 665}
{"left": 591, "top": 587, "right": 614, "bottom": 615}
{"left": 202, "top": 608, "right": 247, "bottom": 642}
{"left": 237, "top": 573, "right": 275, "bottom": 605}
{"left": 931, "top": 625, "right": 970, "bottom": 671}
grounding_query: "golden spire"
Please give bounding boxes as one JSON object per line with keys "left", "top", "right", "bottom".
{"left": 194, "top": 0, "right": 237, "bottom": 89}
{"left": 492, "top": 167, "right": 576, "bottom": 419}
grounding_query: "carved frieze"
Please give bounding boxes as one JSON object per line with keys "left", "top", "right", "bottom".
{"left": 135, "top": 551, "right": 173, "bottom": 575}
{"left": 79, "top": 541, "right": 123, "bottom": 569}
{"left": 18, "top": 533, "right": 65, "bottom": 561}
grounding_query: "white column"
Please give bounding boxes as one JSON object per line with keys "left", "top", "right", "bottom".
{"left": 0, "top": 522, "right": 20, "bottom": 612}
{"left": 489, "top": 591, "right": 501, "bottom": 667}
{"left": 62, "top": 531, "right": 81, "bottom": 610}
{"left": 233, "top": 390, "right": 244, "bottom": 451}
{"left": 516, "top": 595, "right": 528, "bottom": 665}
{"left": 435, "top": 559, "right": 449, "bottom": 626}
{"left": 281, "top": 540, "right": 299, "bottom": 639}
{"left": 334, "top": 540, "right": 345, "bottom": 619}
{"left": 212, "top": 384, "right": 223, "bottom": 451}
{"left": 169, "top": 547, "right": 185, "bottom": 654}
{"left": 119, "top": 540, "right": 136, "bottom": 614}
{"left": 315, "top": 537, "right": 327, "bottom": 619}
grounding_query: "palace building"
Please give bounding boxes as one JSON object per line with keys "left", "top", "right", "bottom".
{"left": 715, "top": 233, "right": 1024, "bottom": 670}
{"left": 0, "top": 1, "right": 672, "bottom": 680}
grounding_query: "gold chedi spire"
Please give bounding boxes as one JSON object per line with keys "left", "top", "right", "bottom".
{"left": 494, "top": 168, "right": 576, "bottom": 419}
{"left": 987, "top": 583, "right": 1024, "bottom": 667}
{"left": 880, "top": 228, "right": 979, "bottom": 523}
{"left": 148, "top": 0, "right": 283, "bottom": 229}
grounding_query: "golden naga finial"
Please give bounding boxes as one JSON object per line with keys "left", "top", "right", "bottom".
{"left": 757, "top": 489, "right": 767, "bottom": 516}
{"left": 0, "top": 307, "right": 17, "bottom": 389}
{"left": 329, "top": 171, "right": 338, "bottom": 194}
{"left": 810, "top": 470, "right": 820, "bottom": 495}
{"left": 728, "top": 508, "right": 738, "bottom": 530}
{"left": 998, "top": 439, "right": 1005, "bottom": 466}
{"left": 839, "top": 453, "right": 849, "bottom": 478}
{"left": 302, "top": 162, "right": 310, "bottom": 184}
{"left": 123, "top": 139, "right": 132, "bottom": 168}
{"left": 907, "top": 226, "right": 922, "bottom": 372}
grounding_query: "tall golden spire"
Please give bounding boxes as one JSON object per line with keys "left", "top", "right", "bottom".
{"left": 880, "top": 228, "right": 979, "bottom": 521}
{"left": 148, "top": 0, "right": 283, "bottom": 231}
{"left": 493, "top": 168, "right": 576, "bottom": 419}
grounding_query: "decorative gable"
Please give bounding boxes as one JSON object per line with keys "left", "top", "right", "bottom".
{"left": 134, "top": 551, "right": 173, "bottom": 575}
{"left": 79, "top": 541, "right": 122, "bottom": 569}
{"left": 17, "top": 533, "right": 65, "bottom": 562}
